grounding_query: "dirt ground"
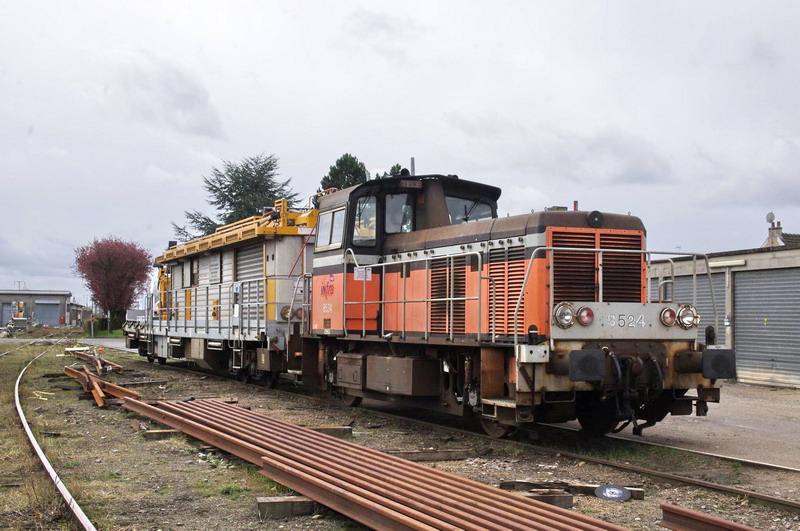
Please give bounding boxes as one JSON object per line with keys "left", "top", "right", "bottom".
{"left": 3, "top": 341, "right": 800, "bottom": 530}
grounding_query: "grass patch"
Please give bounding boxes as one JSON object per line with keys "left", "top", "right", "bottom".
{"left": 82, "top": 329, "right": 124, "bottom": 338}
{"left": 219, "top": 484, "right": 247, "bottom": 497}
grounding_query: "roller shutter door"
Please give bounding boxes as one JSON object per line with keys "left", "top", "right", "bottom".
{"left": 236, "top": 244, "right": 264, "bottom": 321}
{"left": 1, "top": 303, "right": 11, "bottom": 325}
{"left": 734, "top": 268, "right": 800, "bottom": 387}
{"left": 672, "top": 273, "right": 726, "bottom": 344}
{"left": 35, "top": 300, "right": 60, "bottom": 326}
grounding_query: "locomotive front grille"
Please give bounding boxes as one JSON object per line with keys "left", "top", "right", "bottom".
{"left": 550, "top": 230, "right": 643, "bottom": 303}
{"left": 600, "top": 233, "right": 643, "bottom": 302}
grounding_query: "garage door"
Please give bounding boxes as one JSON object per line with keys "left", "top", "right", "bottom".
{"left": 1, "top": 303, "right": 11, "bottom": 325}
{"left": 734, "top": 268, "right": 800, "bottom": 388}
{"left": 672, "top": 273, "right": 726, "bottom": 345}
{"left": 34, "top": 300, "right": 61, "bottom": 326}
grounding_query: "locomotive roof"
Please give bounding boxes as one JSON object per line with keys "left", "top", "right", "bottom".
{"left": 318, "top": 174, "right": 502, "bottom": 211}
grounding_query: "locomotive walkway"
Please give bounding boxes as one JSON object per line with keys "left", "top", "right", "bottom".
{"left": 123, "top": 397, "right": 626, "bottom": 531}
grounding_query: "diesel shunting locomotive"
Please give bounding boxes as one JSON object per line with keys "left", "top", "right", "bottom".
{"left": 124, "top": 174, "right": 736, "bottom": 437}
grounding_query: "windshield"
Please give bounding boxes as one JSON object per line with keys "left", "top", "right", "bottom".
{"left": 446, "top": 196, "right": 493, "bottom": 224}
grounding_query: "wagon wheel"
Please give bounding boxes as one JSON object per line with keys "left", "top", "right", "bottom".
{"left": 480, "top": 418, "right": 513, "bottom": 439}
{"left": 262, "top": 371, "right": 279, "bottom": 389}
{"left": 335, "top": 388, "right": 363, "bottom": 407}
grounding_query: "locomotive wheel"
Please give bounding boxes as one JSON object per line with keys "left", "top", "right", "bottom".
{"left": 336, "top": 390, "right": 363, "bottom": 407}
{"left": 157, "top": 357, "right": 166, "bottom": 366}
{"left": 236, "top": 369, "right": 252, "bottom": 384}
{"left": 146, "top": 352, "right": 154, "bottom": 364}
{"left": 480, "top": 418, "right": 513, "bottom": 439}
{"left": 577, "top": 399, "right": 619, "bottom": 437}
{"left": 262, "top": 371, "right": 279, "bottom": 389}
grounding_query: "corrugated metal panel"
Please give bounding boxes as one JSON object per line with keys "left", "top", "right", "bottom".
{"left": 236, "top": 244, "right": 263, "bottom": 280}
{"left": 34, "top": 300, "right": 60, "bottom": 326}
{"left": 734, "top": 268, "right": 800, "bottom": 388}
{"left": 236, "top": 244, "right": 264, "bottom": 322}
{"left": 1, "top": 303, "right": 11, "bottom": 325}
{"left": 673, "top": 273, "right": 726, "bottom": 344}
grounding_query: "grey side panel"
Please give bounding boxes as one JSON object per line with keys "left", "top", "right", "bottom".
{"left": 1, "top": 303, "right": 12, "bottom": 325}
{"left": 672, "top": 273, "right": 726, "bottom": 344}
{"left": 734, "top": 268, "right": 800, "bottom": 388}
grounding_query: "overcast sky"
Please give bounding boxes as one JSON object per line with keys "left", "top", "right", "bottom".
{"left": 2, "top": 2, "right": 799, "bottom": 304}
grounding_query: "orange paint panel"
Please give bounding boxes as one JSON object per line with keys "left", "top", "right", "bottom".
{"left": 312, "top": 272, "right": 344, "bottom": 332}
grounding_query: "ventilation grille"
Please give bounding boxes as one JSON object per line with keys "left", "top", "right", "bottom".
{"left": 429, "top": 257, "right": 466, "bottom": 335}
{"left": 550, "top": 230, "right": 643, "bottom": 303}
{"left": 600, "top": 233, "right": 643, "bottom": 302}
{"left": 551, "top": 232, "right": 596, "bottom": 303}
{"left": 488, "top": 247, "right": 526, "bottom": 337}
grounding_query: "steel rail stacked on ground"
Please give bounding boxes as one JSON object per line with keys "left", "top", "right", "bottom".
{"left": 659, "top": 503, "right": 756, "bottom": 530}
{"left": 123, "top": 397, "right": 626, "bottom": 530}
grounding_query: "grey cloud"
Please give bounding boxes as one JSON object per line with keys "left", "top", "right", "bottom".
{"left": 749, "top": 37, "right": 782, "bottom": 68}
{"left": 340, "top": 9, "right": 426, "bottom": 64}
{"left": 445, "top": 113, "right": 671, "bottom": 186}
{"left": 110, "top": 50, "right": 223, "bottom": 138}
{"left": 692, "top": 137, "right": 800, "bottom": 207}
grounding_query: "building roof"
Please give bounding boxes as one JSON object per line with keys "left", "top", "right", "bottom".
{"left": 780, "top": 232, "right": 800, "bottom": 245}
{"left": 0, "top": 290, "right": 72, "bottom": 296}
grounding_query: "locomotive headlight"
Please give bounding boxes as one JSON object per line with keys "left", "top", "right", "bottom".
{"left": 280, "top": 306, "right": 293, "bottom": 320}
{"left": 660, "top": 307, "right": 677, "bottom": 327}
{"left": 577, "top": 306, "right": 594, "bottom": 326}
{"left": 553, "top": 302, "right": 575, "bottom": 328}
{"left": 677, "top": 304, "right": 699, "bottom": 329}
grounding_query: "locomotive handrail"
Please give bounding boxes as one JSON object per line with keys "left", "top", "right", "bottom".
{"left": 150, "top": 274, "right": 312, "bottom": 343}
{"left": 343, "top": 248, "right": 492, "bottom": 341}
{"left": 512, "top": 247, "right": 720, "bottom": 349}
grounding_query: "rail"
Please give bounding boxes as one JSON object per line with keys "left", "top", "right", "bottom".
{"left": 13, "top": 336, "right": 96, "bottom": 531}
{"left": 659, "top": 503, "right": 756, "bottom": 530}
{"left": 513, "top": 248, "right": 720, "bottom": 349}
{"left": 124, "top": 397, "right": 627, "bottom": 530}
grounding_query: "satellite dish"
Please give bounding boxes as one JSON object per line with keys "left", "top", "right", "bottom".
{"left": 767, "top": 211, "right": 775, "bottom": 224}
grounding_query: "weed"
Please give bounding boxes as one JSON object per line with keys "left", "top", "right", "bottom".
{"left": 61, "top": 461, "right": 81, "bottom": 469}
{"left": 219, "top": 484, "right": 248, "bottom": 498}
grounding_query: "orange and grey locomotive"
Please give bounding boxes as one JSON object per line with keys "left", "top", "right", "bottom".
{"left": 125, "top": 174, "right": 736, "bottom": 436}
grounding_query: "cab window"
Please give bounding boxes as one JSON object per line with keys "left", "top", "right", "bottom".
{"left": 446, "top": 196, "right": 493, "bottom": 224}
{"left": 385, "top": 193, "right": 414, "bottom": 234}
{"left": 316, "top": 208, "right": 346, "bottom": 250}
{"left": 353, "top": 195, "right": 377, "bottom": 245}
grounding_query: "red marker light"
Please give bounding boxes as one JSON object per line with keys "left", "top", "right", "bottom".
{"left": 660, "top": 307, "right": 677, "bottom": 327}
{"left": 577, "top": 306, "right": 594, "bottom": 326}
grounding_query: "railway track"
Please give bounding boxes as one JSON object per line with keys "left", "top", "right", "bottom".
{"left": 538, "top": 423, "right": 800, "bottom": 473}
{"left": 0, "top": 332, "right": 61, "bottom": 357}
{"left": 10, "top": 333, "right": 96, "bottom": 531}
{"left": 91, "top": 342, "right": 800, "bottom": 523}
